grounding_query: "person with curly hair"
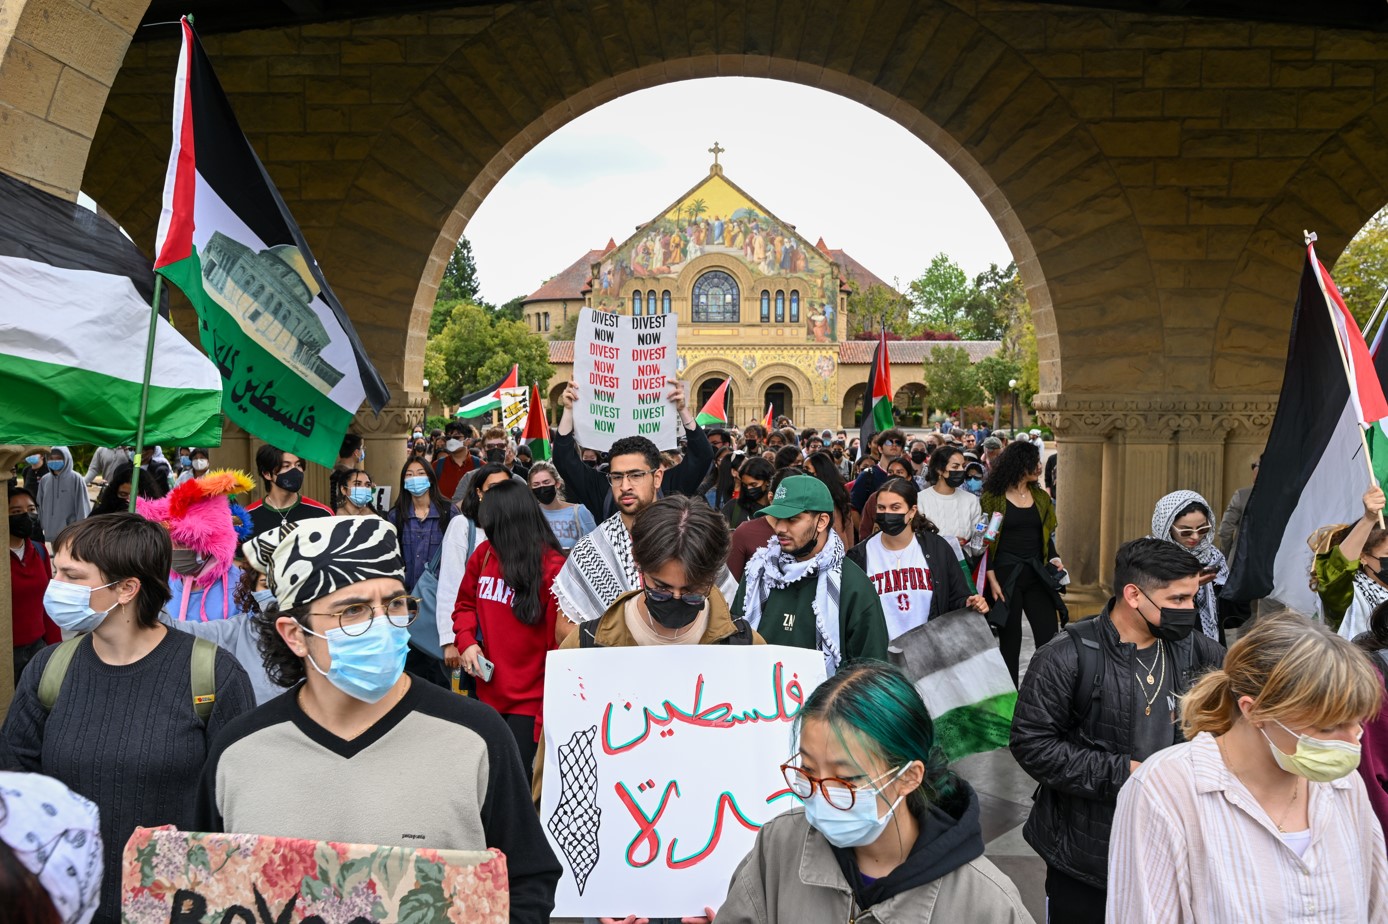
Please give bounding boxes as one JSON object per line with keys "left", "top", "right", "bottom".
{"left": 198, "top": 516, "right": 560, "bottom": 924}
{"left": 981, "top": 440, "right": 1066, "bottom": 684}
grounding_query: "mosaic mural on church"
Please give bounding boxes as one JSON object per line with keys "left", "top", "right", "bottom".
{"left": 593, "top": 174, "right": 838, "bottom": 341}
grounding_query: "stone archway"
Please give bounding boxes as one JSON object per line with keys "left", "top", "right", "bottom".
{"left": 842, "top": 383, "right": 867, "bottom": 429}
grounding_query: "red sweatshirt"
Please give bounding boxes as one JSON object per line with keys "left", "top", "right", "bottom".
{"left": 10, "top": 540, "right": 60, "bottom": 648}
{"left": 1358, "top": 666, "right": 1388, "bottom": 838}
{"left": 451, "top": 541, "right": 564, "bottom": 725}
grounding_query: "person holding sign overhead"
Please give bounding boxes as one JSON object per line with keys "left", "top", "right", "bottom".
{"left": 553, "top": 379, "right": 714, "bottom": 523}
{"left": 718, "top": 660, "right": 1033, "bottom": 923}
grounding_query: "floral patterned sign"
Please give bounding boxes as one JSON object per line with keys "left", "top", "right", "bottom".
{"left": 121, "top": 827, "right": 508, "bottom": 924}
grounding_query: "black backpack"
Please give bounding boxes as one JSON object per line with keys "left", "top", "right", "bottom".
{"left": 1065, "top": 615, "right": 1199, "bottom": 727}
{"left": 578, "top": 616, "right": 756, "bottom": 648}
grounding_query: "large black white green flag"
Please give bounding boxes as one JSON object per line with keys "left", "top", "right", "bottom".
{"left": 154, "top": 17, "right": 388, "bottom": 466}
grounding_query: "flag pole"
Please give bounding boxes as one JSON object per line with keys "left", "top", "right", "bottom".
{"left": 1310, "top": 231, "right": 1385, "bottom": 526}
{"left": 129, "top": 275, "right": 164, "bottom": 513}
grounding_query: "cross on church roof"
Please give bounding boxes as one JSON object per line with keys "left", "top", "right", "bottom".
{"left": 709, "top": 141, "right": 724, "bottom": 165}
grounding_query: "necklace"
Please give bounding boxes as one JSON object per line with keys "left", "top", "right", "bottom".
{"left": 1132, "top": 641, "right": 1165, "bottom": 715}
{"left": 1134, "top": 641, "right": 1163, "bottom": 685}
{"left": 1217, "top": 735, "right": 1303, "bottom": 832}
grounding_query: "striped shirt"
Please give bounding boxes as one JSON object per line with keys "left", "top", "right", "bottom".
{"left": 1107, "top": 731, "right": 1388, "bottom": 922}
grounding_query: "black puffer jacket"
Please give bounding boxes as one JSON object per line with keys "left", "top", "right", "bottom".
{"left": 1008, "top": 602, "right": 1224, "bottom": 888}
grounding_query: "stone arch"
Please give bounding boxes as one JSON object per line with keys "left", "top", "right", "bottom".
{"left": 752, "top": 362, "right": 816, "bottom": 426}
{"left": 842, "top": 383, "right": 867, "bottom": 429}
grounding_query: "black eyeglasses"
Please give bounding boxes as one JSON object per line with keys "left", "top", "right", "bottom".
{"left": 643, "top": 586, "right": 709, "bottom": 608}
{"left": 306, "top": 594, "right": 419, "bottom": 636}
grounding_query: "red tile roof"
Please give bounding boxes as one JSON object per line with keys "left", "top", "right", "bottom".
{"left": 836, "top": 340, "right": 1001, "bottom": 364}
{"left": 523, "top": 243, "right": 613, "bottom": 304}
{"left": 548, "top": 341, "right": 574, "bottom": 363}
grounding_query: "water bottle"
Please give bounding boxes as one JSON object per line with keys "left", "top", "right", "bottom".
{"left": 984, "top": 511, "right": 1003, "bottom": 542}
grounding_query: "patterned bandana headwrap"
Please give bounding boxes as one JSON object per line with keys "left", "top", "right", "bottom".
{"left": 269, "top": 516, "right": 404, "bottom": 610}
{"left": 0, "top": 772, "right": 103, "bottom": 924}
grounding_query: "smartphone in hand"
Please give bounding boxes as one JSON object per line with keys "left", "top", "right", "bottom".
{"left": 475, "top": 653, "right": 496, "bottom": 683}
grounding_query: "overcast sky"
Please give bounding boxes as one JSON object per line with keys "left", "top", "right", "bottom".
{"left": 466, "top": 78, "right": 1012, "bottom": 306}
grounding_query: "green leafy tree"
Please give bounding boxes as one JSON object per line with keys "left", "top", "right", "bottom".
{"left": 846, "top": 280, "right": 916, "bottom": 338}
{"left": 955, "top": 263, "right": 1025, "bottom": 341}
{"left": 1335, "top": 206, "right": 1388, "bottom": 327}
{"left": 425, "top": 301, "right": 553, "bottom": 409}
{"left": 436, "top": 237, "right": 483, "bottom": 304}
{"left": 908, "top": 252, "right": 970, "bottom": 333}
{"left": 974, "top": 354, "right": 1022, "bottom": 430}
{"left": 491, "top": 295, "right": 526, "bottom": 323}
{"left": 921, "top": 344, "right": 983, "bottom": 417}
{"left": 551, "top": 312, "right": 580, "bottom": 341}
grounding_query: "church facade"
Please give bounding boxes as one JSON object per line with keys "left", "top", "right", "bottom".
{"left": 523, "top": 156, "right": 998, "bottom": 430}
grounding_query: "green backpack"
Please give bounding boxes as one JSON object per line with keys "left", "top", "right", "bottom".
{"left": 38, "top": 635, "right": 218, "bottom": 722}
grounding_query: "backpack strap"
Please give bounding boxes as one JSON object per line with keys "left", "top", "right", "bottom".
{"left": 191, "top": 637, "right": 218, "bottom": 723}
{"left": 1066, "top": 618, "right": 1104, "bottom": 727}
{"left": 718, "top": 618, "right": 755, "bottom": 645}
{"left": 578, "top": 619, "right": 602, "bottom": 649}
{"left": 37, "top": 637, "right": 85, "bottom": 712}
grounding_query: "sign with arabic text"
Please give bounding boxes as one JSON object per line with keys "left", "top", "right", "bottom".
{"left": 572, "top": 308, "right": 680, "bottom": 449}
{"left": 540, "top": 645, "right": 826, "bottom": 917}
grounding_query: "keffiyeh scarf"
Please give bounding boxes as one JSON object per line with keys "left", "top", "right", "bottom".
{"left": 741, "top": 530, "right": 847, "bottom": 672}
{"left": 1149, "top": 489, "right": 1228, "bottom": 641}
{"left": 1342, "top": 569, "right": 1388, "bottom": 640}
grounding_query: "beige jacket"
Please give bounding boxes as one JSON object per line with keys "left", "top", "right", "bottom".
{"left": 717, "top": 809, "right": 1034, "bottom": 924}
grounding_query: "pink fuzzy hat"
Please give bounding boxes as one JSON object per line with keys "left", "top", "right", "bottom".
{"left": 137, "top": 470, "right": 254, "bottom": 589}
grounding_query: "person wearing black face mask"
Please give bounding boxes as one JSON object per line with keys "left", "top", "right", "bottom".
{"left": 723, "top": 457, "right": 774, "bottom": 529}
{"left": 1010, "top": 538, "right": 1224, "bottom": 924}
{"left": 845, "top": 478, "right": 987, "bottom": 642}
{"left": 244, "top": 445, "right": 333, "bottom": 536}
{"left": 917, "top": 446, "right": 984, "bottom": 556}
{"left": 7, "top": 487, "right": 59, "bottom": 684}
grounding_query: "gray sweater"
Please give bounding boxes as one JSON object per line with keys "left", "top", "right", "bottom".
{"left": 36, "top": 446, "right": 90, "bottom": 539}
{"left": 0, "top": 629, "right": 255, "bottom": 924}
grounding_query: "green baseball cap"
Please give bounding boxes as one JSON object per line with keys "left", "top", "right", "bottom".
{"left": 760, "top": 475, "right": 834, "bottom": 518}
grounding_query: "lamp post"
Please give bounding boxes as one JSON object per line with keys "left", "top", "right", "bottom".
{"left": 1008, "top": 378, "right": 1017, "bottom": 435}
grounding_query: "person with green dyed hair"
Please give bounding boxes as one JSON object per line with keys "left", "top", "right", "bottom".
{"left": 718, "top": 661, "right": 1032, "bottom": 923}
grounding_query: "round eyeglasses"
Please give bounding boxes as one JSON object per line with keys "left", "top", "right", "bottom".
{"left": 306, "top": 594, "right": 419, "bottom": 636}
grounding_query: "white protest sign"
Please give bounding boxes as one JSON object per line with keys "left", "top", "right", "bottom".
{"left": 573, "top": 308, "right": 680, "bottom": 449}
{"left": 540, "top": 645, "right": 827, "bottom": 918}
{"left": 500, "top": 386, "right": 530, "bottom": 432}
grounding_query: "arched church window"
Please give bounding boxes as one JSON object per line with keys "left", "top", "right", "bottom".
{"left": 662, "top": 291, "right": 671, "bottom": 314}
{"left": 790, "top": 290, "right": 800, "bottom": 323}
{"left": 775, "top": 291, "right": 785, "bottom": 323}
{"left": 692, "top": 270, "right": 740, "bottom": 323}
{"left": 761, "top": 291, "right": 770, "bottom": 323}
{"left": 648, "top": 290, "right": 658, "bottom": 316}
{"left": 632, "top": 290, "right": 643, "bottom": 316}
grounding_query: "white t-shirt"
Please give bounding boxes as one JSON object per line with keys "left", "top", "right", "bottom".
{"left": 864, "top": 533, "right": 934, "bottom": 641}
{"left": 917, "top": 486, "right": 982, "bottom": 543}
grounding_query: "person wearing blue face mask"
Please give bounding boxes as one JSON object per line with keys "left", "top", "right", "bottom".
{"left": 719, "top": 661, "right": 1032, "bottom": 923}
{"left": 197, "top": 516, "right": 561, "bottom": 924}
{"left": 34, "top": 447, "right": 89, "bottom": 540}
{"left": 962, "top": 460, "right": 985, "bottom": 497}
{"left": 332, "top": 468, "right": 379, "bottom": 517}
{"left": 0, "top": 512, "right": 254, "bottom": 924}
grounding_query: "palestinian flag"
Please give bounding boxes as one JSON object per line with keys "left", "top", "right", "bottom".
{"left": 888, "top": 609, "right": 1015, "bottom": 762}
{"left": 859, "top": 327, "right": 893, "bottom": 447}
{"left": 695, "top": 378, "right": 731, "bottom": 427}
{"left": 457, "top": 364, "right": 518, "bottom": 418}
{"left": 0, "top": 171, "right": 221, "bottom": 446}
{"left": 522, "top": 382, "right": 551, "bottom": 460}
{"left": 1225, "top": 243, "right": 1388, "bottom": 616}
{"left": 762, "top": 402, "right": 774, "bottom": 431}
{"left": 154, "top": 18, "right": 388, "bottom": 468}
{"left": 1316, "top": 240, "right": 1388, "bottom": 485}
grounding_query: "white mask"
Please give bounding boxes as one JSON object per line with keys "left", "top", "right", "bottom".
{"left": 191, "top": 459, "right": 209, "bottom": 472}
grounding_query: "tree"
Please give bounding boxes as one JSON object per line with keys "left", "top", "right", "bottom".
{"left": 424, "top": 301, "right": 554, "bottom": 408}
{"left": 436, "top": 237, "right": 483, "bottom": 304}
{"left": 846, "top": 280, "right": 916, "bottom": 338}
{"left": 974, "top": 354, "right": 1022, "bottom": 430}
{"left": 908, "top": 252, "right": 970, "bottom": 333}
{"left": 955, "top": 262, "right": 1025, "bottom": 341}
{"left": 920, "top": 344, "right": 983, "bottom": 417}
{"left": 1335, "top": 206, "right": 1388, "bottom": 327}
{"left": 551, "top": 312, "right": 580, "bottom": 341}
{"left": 492, "top": 294, "right": 526, "bottom": 323}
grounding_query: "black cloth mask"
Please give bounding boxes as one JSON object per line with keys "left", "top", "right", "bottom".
{"left": 8, "top": 513, "right": 35, "bottom": 540}
{"left": 486, "top": 448, "right": 506, "bottom": 464}
{"left": 945, "top": 471, "right": 968, "bottom": 488}
{"left": 274, "top": 469, "right": 305, "bottom": 494}
{"left": 741, "top": 485, "right": 766, "bottom": 504}
{"left": 911, "top": 450, "right": 928, "bottom": 464}
{"left": 532, "top": 485, "right": 558, "bottom": 505}
{"left": 875, "top": 513, "right": 909, "bottom": 536}
{"left": 1139, "top": 589, "right": 1196, "bottom": 642}
{"left": 645, "top": 591, "right": 702, "bottom": 630}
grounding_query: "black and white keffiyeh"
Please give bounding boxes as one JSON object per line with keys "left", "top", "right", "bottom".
{"left": 269, "top": 516, "right": 404, "bottom": 610}
{"left": 1343, "top": 569, "right": 1388, "bottom": 640}
{"left": 741, "top": 530, "right": 847, "bottom": 671}
{"left": 1149, "top": 489, "right": 1228, "bottom": 641}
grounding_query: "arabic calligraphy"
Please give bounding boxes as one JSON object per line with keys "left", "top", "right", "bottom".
{"left": 601, "top": 662, "right": 804, "bottom": 756}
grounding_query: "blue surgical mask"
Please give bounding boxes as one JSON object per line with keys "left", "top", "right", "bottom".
{"left": 44, "top": 579, "right": 119, "bottom": 633}
{"left": 25, "top": 455, "right": 40, "bottom": 466}
{"left": 250, "top": 588, "right": 277, "bottom": 612}
{"left": 46, "top": 460, "right": 64, "bottom": 473}
{"left": 965, "top": 477, "right": 983, "bottom": 493}
{"left": 348, "top": 487, "right": 375, "bottom": 507}
{"left": 802, "top": 765, "right": 909, "bottom": 848}
{"left": 179, "top": 455, "right": 192, "bottom": 468}
{"left": 403, "top": 476, "right": 430, "bottom": 497}
{"left": 300, "top": 616, "right": 408, "bottom": 703}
